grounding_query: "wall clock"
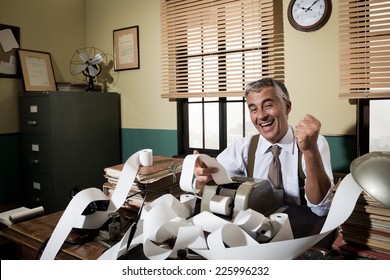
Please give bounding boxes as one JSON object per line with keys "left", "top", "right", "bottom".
{"left": 287, "top": 0, "right": 332, "bottom": 32}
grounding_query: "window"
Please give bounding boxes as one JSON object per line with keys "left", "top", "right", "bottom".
{"left": 339, "top": 0, "right": 390, "bottom": 99}
{"left": 177, "top": 97, "right": 258, "bottom": 156}
{"left": 160, "top": 0, "right": 284, "bottom": 155}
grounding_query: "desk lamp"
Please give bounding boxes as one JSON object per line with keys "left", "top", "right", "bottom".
{"left": 350, "top": 151, "right": 390, "bottom": 209}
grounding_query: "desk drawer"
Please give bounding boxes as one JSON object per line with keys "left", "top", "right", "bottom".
{"left": 19, "top": 96, "right": 50, "bottom": 133}
{"left": 20, "top": 135, "right": 52, "bottom": 172}
{"left": 23, "top": 172, "right": 54, "bottom": 214}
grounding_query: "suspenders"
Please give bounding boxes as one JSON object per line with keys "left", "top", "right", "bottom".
{"left": 247, "top": 134, "right": 307, "bottom": 205}
{"left": 247, "top": 134, "right": 260, "bottom": 179}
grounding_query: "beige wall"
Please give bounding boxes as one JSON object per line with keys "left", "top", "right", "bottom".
{"left": 84, "top": 0, "right": 176, "bottom": 130}
{"left": 0, "top": 0, "right": 356, "bottom": 135}
{"left": 0, "top": 0, "right": 85, "bottom": 133}
{"left": 283, "top": 0, "right": 355, "bottom": 135}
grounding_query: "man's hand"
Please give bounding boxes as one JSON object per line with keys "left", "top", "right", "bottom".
{"left": 294, "top": 114, "right": 321, "bottom": 152}
{"left": 193, "top": 150, "right": 218, "bottom": 194}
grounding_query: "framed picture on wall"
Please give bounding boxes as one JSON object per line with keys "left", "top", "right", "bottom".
{"left": 113, "top": 26, "right": 140, "bottom": 71}
{"left": 18, "top": 49, "right": 57, "bottom": 92}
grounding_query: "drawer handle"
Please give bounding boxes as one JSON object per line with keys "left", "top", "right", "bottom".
{"left": 27, "top": 120, "right": 38, "bottom": 126}
{"left": 30, "top": 159, "right": 40, "bottom": 164}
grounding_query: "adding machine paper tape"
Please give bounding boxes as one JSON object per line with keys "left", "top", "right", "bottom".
{"left": 40, "top": 150, "right": 142, "bottom": 260}
{"left": 179, "top": 154, "right": 233, "bottom": 193}
{"left": 9, "top": 206, "right": 45, "bottom": 224}
{"left": 139, "top": 149, "right": 153, "bottom": 166}
{"left": 209, "top": 195, "right": 233, "bottom": 216}
{"left": 105, "top": 154, "right": 363, "bottom": 260}
{"left": 42, "top": 151, "right": 365, "bottom": 260}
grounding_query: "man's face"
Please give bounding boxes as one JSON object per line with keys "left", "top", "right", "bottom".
{"left": 246, "top": 86, "right": 291, "bottom": 144}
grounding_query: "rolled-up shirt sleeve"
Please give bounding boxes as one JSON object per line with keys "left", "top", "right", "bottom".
{"left": 303, "top": 135, "right": 335, "bottom": 217}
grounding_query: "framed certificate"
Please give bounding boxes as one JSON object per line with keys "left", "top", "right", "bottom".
{"left": 113, "top": 26, "right": 140, "bottom": 71}
{"left": 18, "top": 49, "right": 57, "bottom": 92}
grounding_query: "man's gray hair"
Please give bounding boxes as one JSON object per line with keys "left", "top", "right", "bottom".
{"left": 244, "top": 78, "right": 290, "bottom": 103}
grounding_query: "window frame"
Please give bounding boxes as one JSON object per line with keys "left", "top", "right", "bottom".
{"left": 160, "top": 0, "right": 285, "bottom": 156}
{"left": 177, "top": 97, "right": 254, "bottom": 156}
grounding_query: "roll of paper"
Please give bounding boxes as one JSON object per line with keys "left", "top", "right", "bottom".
{"left": 209, "top": 195, "right": 233, "bottom": 216}
{"left": 9, "top": 206, "right": 45, "bottom": 224}
{"left": 139, "top": 149, "right": 153, "bottom": 166}
{"left": 233, "top": 209, "right": 274, "bottom": 242}
{"left": 180, "top": 194, "right": 197, "bottom": 214}
{"left": 219, "top": 188, "right": 236, "bottom": 199}
{"left": 255, "top": 221, "right": 273, "bottom": 242}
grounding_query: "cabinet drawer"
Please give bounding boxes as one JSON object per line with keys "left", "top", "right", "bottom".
{"left": 19, "top": 96, "right": 50, "bottom": 133}
{"left": 20, "top": 135, "right": 52, "bottom": 172}
{"left": 23, "top": 172, "right": 54, "bottom": 214}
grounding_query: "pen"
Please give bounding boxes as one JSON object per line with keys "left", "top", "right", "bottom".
{"left": 126, "top": 195, "right": 146, "bottom": 251}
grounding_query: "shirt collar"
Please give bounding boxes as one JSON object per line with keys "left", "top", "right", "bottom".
{"left": 259, "top": 126, "right": 296, "bottom": 155}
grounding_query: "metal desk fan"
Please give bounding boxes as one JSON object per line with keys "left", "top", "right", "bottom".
{"left": 70, "top": 47, "right": 105, "bottom": 91}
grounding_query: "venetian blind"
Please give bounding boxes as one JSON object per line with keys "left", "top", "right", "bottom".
{"left": 160, "top": 0, "right": 284, "bottom": 99}
{"left": 339, "top": 0, "right": 390, "bottom": 99}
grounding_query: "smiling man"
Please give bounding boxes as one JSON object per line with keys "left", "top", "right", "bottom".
{"left": 194, "top": 78, "right": 334, "bottom": 216}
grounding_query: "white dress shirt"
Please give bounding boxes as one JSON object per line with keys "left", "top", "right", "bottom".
{"left": 216, "top": 126, "right": 334, "bottom": 216}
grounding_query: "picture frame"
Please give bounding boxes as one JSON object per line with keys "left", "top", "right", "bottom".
{"left": 18, "top": 49, "right": 57, "bottom": 92}
{"left": 113, "top": 26, "right": 140, "bottom": 71}
{"left": 0, "top": 23, "right": 20, "bottom": 79}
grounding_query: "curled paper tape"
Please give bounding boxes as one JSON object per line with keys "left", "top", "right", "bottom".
{"left": 180, "top": 194, "right": 197, "bottom": 214}
{"left": 255, "top": 222, "right": 273, "bottom": 242}
{"left": 41, "top": 150, "right": 144, "bottom": 260}
{"left": 233, "top": 209, "right": 274, "bottom": 242}
{"left": 207, "top": 223, "right": 259, "bottom": 252}
{"left": 108, "top": 173, "right": 362, "bottom": 260}
{"left": 234, "top": 209, "right": 269, "bottom": 231}
{"left": 43, "top": 146, "right": 367, "bottom": 260}
{"left": 179, "top": 154, "right": 233, "bottom": 193}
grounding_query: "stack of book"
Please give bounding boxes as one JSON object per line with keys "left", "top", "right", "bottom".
{"left": 103, "top": 156, "right": 185, "bottom": 208}
{"left": 333, "top": 192, "right": 390, "bottom": 259}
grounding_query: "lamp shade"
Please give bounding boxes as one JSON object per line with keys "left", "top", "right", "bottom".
{"left": 350, "top": 151, "right": 390, "bottom": 209}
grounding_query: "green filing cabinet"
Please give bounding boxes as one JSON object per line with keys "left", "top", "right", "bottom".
{"left": 19, "top": 91, "right": 121, "bottom": 214}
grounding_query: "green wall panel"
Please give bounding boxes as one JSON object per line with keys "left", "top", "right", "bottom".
{"left": 121, "top": 128, "right": 356, "bottom": 174}
{"left": 325, "top": 135, "right": 356, "bottom": 174}
{"left": 121, "top": 128, "right": 178, "bottom": 161}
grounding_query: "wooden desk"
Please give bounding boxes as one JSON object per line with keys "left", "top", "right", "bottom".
{"left": 0, "top": 205, "right": 334, "bottom": 260}
{"left": 0, "top": 208, "right": 138, "bottom": 260}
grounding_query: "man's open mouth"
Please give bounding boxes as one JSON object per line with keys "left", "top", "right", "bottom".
{"left": 259, "top": 120, "right": 274, "bottom": 127}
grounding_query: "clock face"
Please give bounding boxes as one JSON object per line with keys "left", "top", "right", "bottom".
{"left": 292, "top": 0, "right": 326, "bottom": 26}
{"left": 288, "top": 0, "right": 332, "bottom": 32}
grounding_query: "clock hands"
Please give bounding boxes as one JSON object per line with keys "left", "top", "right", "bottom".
{"left": 304, "top": 0, "right": 319, "bottom": 12}
{"left": 296, "top": 0, "right": 320, "bottom": 12}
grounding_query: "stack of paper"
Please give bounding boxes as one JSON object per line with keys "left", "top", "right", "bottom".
{"left": 334, "top": 192, "right": 390, "bottom": 259}
{"left": 103, "top": 156, "right": 184, "bottom": 208}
